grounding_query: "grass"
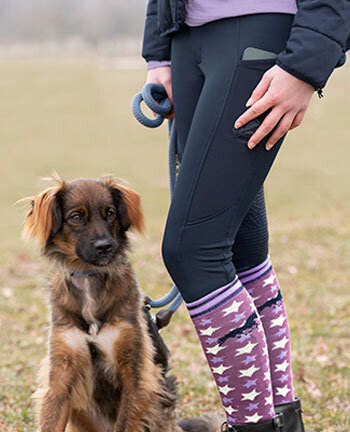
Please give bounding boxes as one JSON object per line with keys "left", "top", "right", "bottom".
{"left": 0, "top": 58, "right": 349, "bottom": 431}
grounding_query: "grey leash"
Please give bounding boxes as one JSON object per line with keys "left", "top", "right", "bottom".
{"left": 131, "top": 83, "right": 184, "bottom": 329}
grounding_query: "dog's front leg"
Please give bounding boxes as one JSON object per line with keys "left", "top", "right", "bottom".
{"left": 113, "top": 380, "right": 151, "bottom": 432}
{"left": 39, "top": 384, "right": 71, "bottom": 432}
{"left": 112, "top": 327, "right": 155, "bottom": 432}
{"left": 39, "top": 329, "right": 90, "bottom": 432}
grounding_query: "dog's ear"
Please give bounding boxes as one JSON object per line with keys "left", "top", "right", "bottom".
{"left": 116, "top": 184, "right": 146, "bottom": 235}
{"left": 99, "top": 176, "right": 146, "bottom": 236}
{"left": 21, "top": 175, "right": 67, "bottom": 247}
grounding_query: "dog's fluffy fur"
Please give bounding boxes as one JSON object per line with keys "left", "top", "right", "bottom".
{"left": 22, "top": 174, "right": 223, "bottom": 432}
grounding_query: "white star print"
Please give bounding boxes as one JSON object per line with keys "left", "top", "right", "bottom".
{"left": 199, "top": 326, "right": 220, "bottom": 336}
{"left": 249, "top": 303, "right": 256, "bottom": 312}
{"left": 235, "top": 341, "right": 257, "bottom": 356}
{"left": 242, "top": 389, "right": 261, "bottom": 401}
{"left": 263, "top": 274, "right": 276, "bottom": 286}
{"left": 224, "top": 406, "right": 238, "bottom": 415}
{"left": 272, "top": 336, "right": 289, "bottom": 350}
{"left": 239, "top": 364, "right": 260, "bottom": 378}
{"left": 206, "top": 344, "right": 226, "bottom": 355}
{"left": 270, "top": 284, "right": 279, "bottom": 294}
{"left": 222, "top": 300, "right": 244, "bottom": 316}
{"left": 219, "top": 384, "right": 235, "bottom": 395}
{"left": 265, "top": 393, "right": 273, "bottom": 406}
{"left": 276, "top": 385, "right": 291, "bottom": 397}
{"left": 212, "top": 364, "right": 232, "bottom": 375}
{"left": 263, "top": 346, "right": 269, "bottom": 357}
{"left": 275, "top": 360, "right": 290, "bottom": 373}
{"left": 270, "top": 314, "right": 286, "bottom": 328}
{"left": 245, "top": 413, "right": 263, "bottom": 423}
{"left": 264, "top": 370, "right": 271, "bottom": 381}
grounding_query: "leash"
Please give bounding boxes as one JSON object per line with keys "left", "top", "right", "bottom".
{"left": 131, "top": 83, "right": 184, "bottom": 330}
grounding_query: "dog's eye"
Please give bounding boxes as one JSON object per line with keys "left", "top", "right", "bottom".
{"left": 70, "top": 213, "right": 82, "bottom": 222}
{"left": 106, "top": 208, "right": 116, "bottom": 219}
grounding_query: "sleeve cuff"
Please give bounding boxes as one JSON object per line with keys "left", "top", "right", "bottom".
{"left": 147, "top": 60, "right": 172, "bottom": 70}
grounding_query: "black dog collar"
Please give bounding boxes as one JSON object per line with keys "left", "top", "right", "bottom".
{"left": 70, "top": 269, "right": 99, "bottom": 278}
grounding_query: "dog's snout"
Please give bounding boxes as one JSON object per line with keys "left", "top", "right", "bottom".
{"left": 94, "top": 238, "right": 113, "bottom": 254}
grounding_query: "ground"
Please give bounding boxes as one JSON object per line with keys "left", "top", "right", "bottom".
{"left": 0, "top": 59, "right": 349, "bottom": 431}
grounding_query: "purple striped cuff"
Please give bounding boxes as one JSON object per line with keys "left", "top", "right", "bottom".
{"left": 185, "top": 277, "right": 243, "bottom": 317}
{"left": 237, "top": 256, "right": 272, "bottom": 285}
{"left": 236, "top": 255, "right": 270, "bottom": 277}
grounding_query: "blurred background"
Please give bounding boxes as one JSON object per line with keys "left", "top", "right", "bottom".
{"left": 0, "top": 1, "right": 349, "bottom": 430}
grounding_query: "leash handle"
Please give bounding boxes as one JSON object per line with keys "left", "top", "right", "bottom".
{"left": 131, "top": 83, "right": 172, "bottom": 128}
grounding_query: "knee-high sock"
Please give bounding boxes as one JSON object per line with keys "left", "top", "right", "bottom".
{"left": 237, "top": 256, "right": 295, "bottom": 404}
{"left": 184, "top": 276, "right": 276, "bottom": 425}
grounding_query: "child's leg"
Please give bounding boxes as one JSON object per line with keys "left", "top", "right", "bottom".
{"left": 232, "top": 187, "right": 295, "bottom": 404}
{"left": 185, "top": 277, "right": 276, "bottom": 424}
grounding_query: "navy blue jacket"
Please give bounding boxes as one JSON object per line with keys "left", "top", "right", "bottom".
{"left": 142, "top": 0, "right": 350, "bottom": 92}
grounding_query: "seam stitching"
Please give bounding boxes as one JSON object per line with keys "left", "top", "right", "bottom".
{"left": 175, "top": 30, "right": 242, "bottom": 252}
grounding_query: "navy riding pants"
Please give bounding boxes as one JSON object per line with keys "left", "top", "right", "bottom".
{"left": 161, "top": 13, "right": 295, "bottom": 302}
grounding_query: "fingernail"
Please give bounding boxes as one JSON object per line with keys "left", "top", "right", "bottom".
{"left": 235, "top": 121, "right": 241, "bottom": 129}
{"left": 248, "top": 142, "right": 255, "bottom": 149}
{"left": 265, "top": 144, "right": 272, "bottom": 151}
{"left": 246, "top": 97, "right": 253, "bottom": 107}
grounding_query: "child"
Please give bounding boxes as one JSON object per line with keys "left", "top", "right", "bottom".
{"left": 141, "top": 2, "right": 350, "bottom": 430}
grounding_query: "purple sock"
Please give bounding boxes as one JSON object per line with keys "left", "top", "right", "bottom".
{"left": 185, "top": 276, "right": 276, "bottom": 425}
{"left": 238, "top": 256, "right": 295, "bottom": 405}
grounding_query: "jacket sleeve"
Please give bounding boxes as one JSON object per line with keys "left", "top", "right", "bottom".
{"left": 276, "top": 0, "right": 350, "bottom": 92}
{"left": 142, "top": 0, "right": 172, "bottom": 63}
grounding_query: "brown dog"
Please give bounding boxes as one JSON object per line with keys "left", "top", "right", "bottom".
{"left": 22, "top": 174, "right": 222, "bottom": 432}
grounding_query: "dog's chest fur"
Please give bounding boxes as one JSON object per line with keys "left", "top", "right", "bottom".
{"left": 71, "top": 275, "right": 102, "bottom": 336}
{"left": 58, "top": 273, "right": 146, "bottom": 424}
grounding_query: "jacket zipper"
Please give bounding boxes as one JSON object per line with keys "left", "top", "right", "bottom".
{"left": 317, "top": 88, "right": 324, "bottom": 98}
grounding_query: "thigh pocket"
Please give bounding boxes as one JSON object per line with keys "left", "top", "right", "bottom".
{"left": 230, "top": 58, "right": 277, "bottom": 142}
{"left": 186, "top": 57, "right": 277, "bottom": 225}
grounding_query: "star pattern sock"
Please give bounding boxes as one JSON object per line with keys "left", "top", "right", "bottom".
{"left": 238, "top": 256, "right": 295, "bottom": 405}
{"left": 184, "top": 276, "right": 276, "bottom": 425}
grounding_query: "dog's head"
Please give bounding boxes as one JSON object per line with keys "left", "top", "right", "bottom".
{"left": 22, "top": 174, "right": 145, "bottom": 269}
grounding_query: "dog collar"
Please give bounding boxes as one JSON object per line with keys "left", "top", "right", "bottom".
{"left": 70, "top": 269, "right": 99, "bottom": 278}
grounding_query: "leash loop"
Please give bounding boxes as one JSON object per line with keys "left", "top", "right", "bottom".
{"left": 141, "top": 83, "right": 172, "bottom": 114}
{"left": 132, "top": 83, "right": 172, "bottom": 128}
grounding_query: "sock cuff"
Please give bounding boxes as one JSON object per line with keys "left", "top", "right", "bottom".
{"left": 237, "top": 256, "right": 274, "bottom": 285}
{"left": 185, "top": 276, "right": 243, "bottom": 318}
{"left": 236, "top": 255, "right": 270, "bottom": 277}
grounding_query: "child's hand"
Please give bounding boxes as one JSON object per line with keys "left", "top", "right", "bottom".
{"left": 146, "top": 66, "right": 174, "bottom": 119}
{"left": 234, "top": 64, "right": 314, "bottom": 150}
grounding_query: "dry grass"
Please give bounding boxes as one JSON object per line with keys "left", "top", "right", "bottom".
{"left": 0, "top": 59, "right": 349, "bottom": 431}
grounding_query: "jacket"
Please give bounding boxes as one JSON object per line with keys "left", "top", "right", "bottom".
{"left": 142, "top": 0, "right": 350, "bottom": 93}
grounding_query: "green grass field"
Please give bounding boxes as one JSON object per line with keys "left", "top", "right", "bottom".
{"left": 0, "top": 59, "right": 349, "bottom": 431}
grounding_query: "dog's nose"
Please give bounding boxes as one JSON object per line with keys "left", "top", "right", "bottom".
{"left": 94, "top": 239, "right": 113, "bottom": 254}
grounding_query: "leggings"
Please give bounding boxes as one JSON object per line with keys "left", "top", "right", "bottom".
{"left": 161, "top": 13, "right": 295, "bottom": 303}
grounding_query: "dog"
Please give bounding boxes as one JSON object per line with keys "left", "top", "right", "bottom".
{"left": 22, "top": 174, "right": 223, "bottom": 432}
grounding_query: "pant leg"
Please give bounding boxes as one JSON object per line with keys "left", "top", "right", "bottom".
{"left": 232, "top": 185, "right": 269, "bottom": 273}
{"left": 171, "top": 26, "right": 270, "bottom": 276}
{"left": 163, "top": 13, "right": 295, "bottom": 303}
{"left": 170, "top": 25, "right": 205, "bottom": 163}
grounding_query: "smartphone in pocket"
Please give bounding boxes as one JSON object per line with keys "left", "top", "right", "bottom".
{"left": 242, "top": 47, "right": 277, "bottom": 61}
